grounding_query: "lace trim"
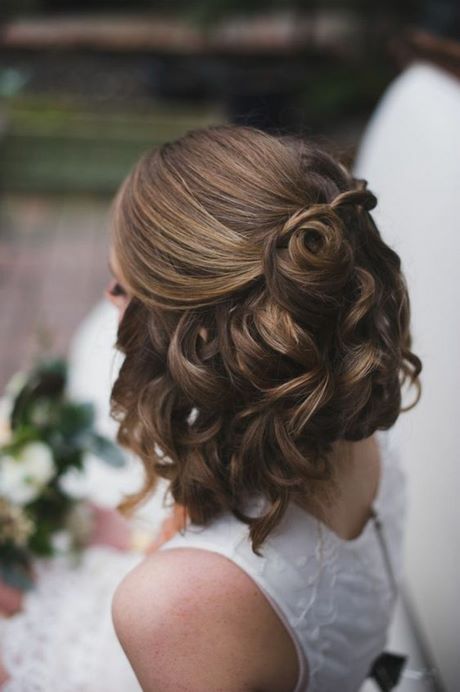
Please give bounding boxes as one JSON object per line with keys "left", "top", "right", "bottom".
{"left": 158, "top": 428, "right": 406, "bottom": 692}
{"left": 0, "top": 547, "right": 142, "bottom": 691}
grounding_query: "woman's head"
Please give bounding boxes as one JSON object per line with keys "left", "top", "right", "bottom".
{"left": 109, "top": 124, "right": 421, "bottom": 555}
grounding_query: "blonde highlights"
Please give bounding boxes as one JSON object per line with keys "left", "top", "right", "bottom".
{"left": 110, "top": 125, "right": 421, "bottom": 555}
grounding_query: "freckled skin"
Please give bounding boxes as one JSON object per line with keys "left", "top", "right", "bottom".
{"left": 112, "top": 547, "right": 301, "bottom": 692}
{"left": 0, "top": 658, "right": 10, "bottom": 686}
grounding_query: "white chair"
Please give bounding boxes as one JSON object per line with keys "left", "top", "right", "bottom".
{"left": 355, "top": 60, "right": 460, "bottom": 691}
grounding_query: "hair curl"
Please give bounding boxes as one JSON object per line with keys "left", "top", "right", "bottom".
{"left": 109, "top": 125, "right": 421, "bottom": 555}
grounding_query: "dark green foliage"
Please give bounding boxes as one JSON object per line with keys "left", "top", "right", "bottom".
{"left": 0, "top": 356, "right": 127, "bottom": 588}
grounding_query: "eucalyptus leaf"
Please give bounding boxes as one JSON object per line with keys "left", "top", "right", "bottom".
{"left": 11, "top": 359, "right": 67, "bottom": 430}
{"left": 57, "top": 401, "right": 95, "bottom": 437}
{"left": 0, "top": 561, "right": 34, "bottom": 592}
{"left": 84, "top": 433, "right": 126, "bottom": 467}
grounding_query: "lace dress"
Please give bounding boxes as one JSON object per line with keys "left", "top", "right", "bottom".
{"left": 0, "top": 473, "right": 173, "bottom": 691}
{"left": 0, "top": 429, "right": 405, "bottom": 691}
{"left": 0, "top": 547, "right": 143, "bottom": 691}
{"left": 157, "top": 428, "right": 407, "bottom": 692}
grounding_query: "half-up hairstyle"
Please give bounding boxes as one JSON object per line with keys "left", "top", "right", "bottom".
{"left": 109, "top": 125, "right": 421, "bottom": 555}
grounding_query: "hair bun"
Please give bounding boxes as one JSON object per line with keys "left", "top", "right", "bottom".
{"left": 263, "top": 203, "right": 354, "bottom": 323}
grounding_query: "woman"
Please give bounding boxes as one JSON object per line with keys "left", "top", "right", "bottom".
{"left": 107, "top": 125, "right": 421, "bottom": 692}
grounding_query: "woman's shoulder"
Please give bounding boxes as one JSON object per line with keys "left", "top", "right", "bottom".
{"left": 112, "top": 544, "right": 251, "bottom": 621}
{"left": 112, "top": 547, "right": 299, "bottom": 692}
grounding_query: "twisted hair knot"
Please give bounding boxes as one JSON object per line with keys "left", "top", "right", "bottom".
{"left": 263, "top": 202, "right": 355, "bottom": 323}
{"left": 330, "top": 186, "right": 378, "bottom": 213}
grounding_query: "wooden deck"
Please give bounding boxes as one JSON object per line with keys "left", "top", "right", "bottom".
{"left": 0, "top": 194, "right": 111, "bottom": 390}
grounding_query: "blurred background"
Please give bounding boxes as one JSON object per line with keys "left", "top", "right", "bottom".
{"left": 0, "top": 0, "right": 431, "bottom": 387}
{"left": 1, "top": 1, "right": 459, "bottom": 690}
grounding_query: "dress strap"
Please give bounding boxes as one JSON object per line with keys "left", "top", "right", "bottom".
{"left": 369, "top": 507, "right": 398, "bottom": 598}
{"left": 366, "top": 506, "right": 407, "bottom": 690}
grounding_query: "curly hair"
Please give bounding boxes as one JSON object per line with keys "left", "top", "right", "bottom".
{"left": 109, "top": 124, "right": 421, "bottom": 556}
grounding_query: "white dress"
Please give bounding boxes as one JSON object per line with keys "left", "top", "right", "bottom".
{"left": 0, "top": 547, "right": 143, "bottom": 691}
{"left": 0, "top": 428, "right": 405, "bottom": 692}
{"left": 157, "top": 427, "right": 407, "bottom": 692}
{"left": 0, "top": 301, "right": 170, "bottom": 691}
{"left": 0, "top": 299, "right": 406, "bottom": 690}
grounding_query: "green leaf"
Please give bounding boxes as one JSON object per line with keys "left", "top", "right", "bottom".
{"left": 0, "top": 559, "right": 34, "bottom": 592}
{"left": 10, "top": 358, "right": 67, "bottom": 429}
{"left": 1, "top": 424, "right": 39, "bottom": 454}
{"left": 56, "top": 401, "right": 95, "bottom": 437}
{"left": 27, "top": 518, "right": 55, "bottom": 556}
{"left": 84, "top": 433, "right": 126, "bottom": 467}
{"left": 32, "top": 357, "right": 67, "bottom": 387}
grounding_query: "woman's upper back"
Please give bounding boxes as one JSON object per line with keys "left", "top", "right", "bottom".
{"left": 154, "top": 428, "right": 406, "bottom": 692}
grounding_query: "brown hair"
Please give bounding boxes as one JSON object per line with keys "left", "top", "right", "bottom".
{"left": 109, "top": 125, "right": 421, "bottom": 555}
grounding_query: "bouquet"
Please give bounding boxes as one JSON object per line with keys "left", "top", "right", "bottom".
{"left": 0, "top": 357, "right": 126, "bottom": 594}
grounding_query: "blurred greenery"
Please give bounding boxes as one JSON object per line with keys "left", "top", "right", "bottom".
{"left": 1, "top": 356, "right": 128, "bottom": 561}
{"left": 0, "top": 547, "right": 34, "bottom": 590}
{"left": 299, "top": 62, "right": 393, "bottom": 124}
{"left": 1, "top": 96, "right": 225, "bottom": 193}
{"left": 7, "top": 356, "right": 126, "bottom": 469}
{"left": 0, "top": 0, "right": 423, "bottom": 192}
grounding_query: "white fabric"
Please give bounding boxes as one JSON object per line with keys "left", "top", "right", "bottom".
{"left": 0, "top": 315, "right": 406, "bottom": 692}
{"left": 0, "top": 547, "right": 143, "bottom": 691}
{"left": 65, "top": 299, "right": 171, "bottom": 528}
{"left": 0, "top": 300, "right": 171, "bottom": 690}
{"left": 158, "top": 428, "right": 407, "bottom": 692}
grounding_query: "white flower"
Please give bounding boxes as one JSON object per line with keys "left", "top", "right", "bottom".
{"left": 0, "top": 497, "right": 34, "bottom": 546}
{"left": 0, "top": 441, "right": 55, "bottom": 505}
{"left": 30, "top": 399, "right": 53, "bottom": 427}
{"left": 5, "top": 371, "right": 27, "bottom": 399}
{"left": 51, "top": 529, "right": 73, "bottom": 553}
{"left": 1, "top": 454, "right": 38, "bottom": 504}
{"left": 0, "top": 395, "right": 13, "bottom": 446}
{"left": 57, "top": 465, "right": 88, "bottom": 501}
{"left": 65, "top": 502, "right": 94, "bottom": 547}
{"left": 20, "top": 441, "right": 55, "bottom": 485}
{"left": 0, "top": 371, "right": 28, "bottom": 445}
{"left": 58, "top": 451, "right": 143, "bottom": 507}
{"left": 0, "top": 371, "right": 31, "bottom": 445}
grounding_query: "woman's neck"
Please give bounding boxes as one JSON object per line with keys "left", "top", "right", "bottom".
{"left": 293, "top": 435, "right": 381, "bottom": 541}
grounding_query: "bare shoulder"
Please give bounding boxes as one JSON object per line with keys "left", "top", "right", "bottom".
{"left": 112, "top": 547, "right": 299, "bottom": 692}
